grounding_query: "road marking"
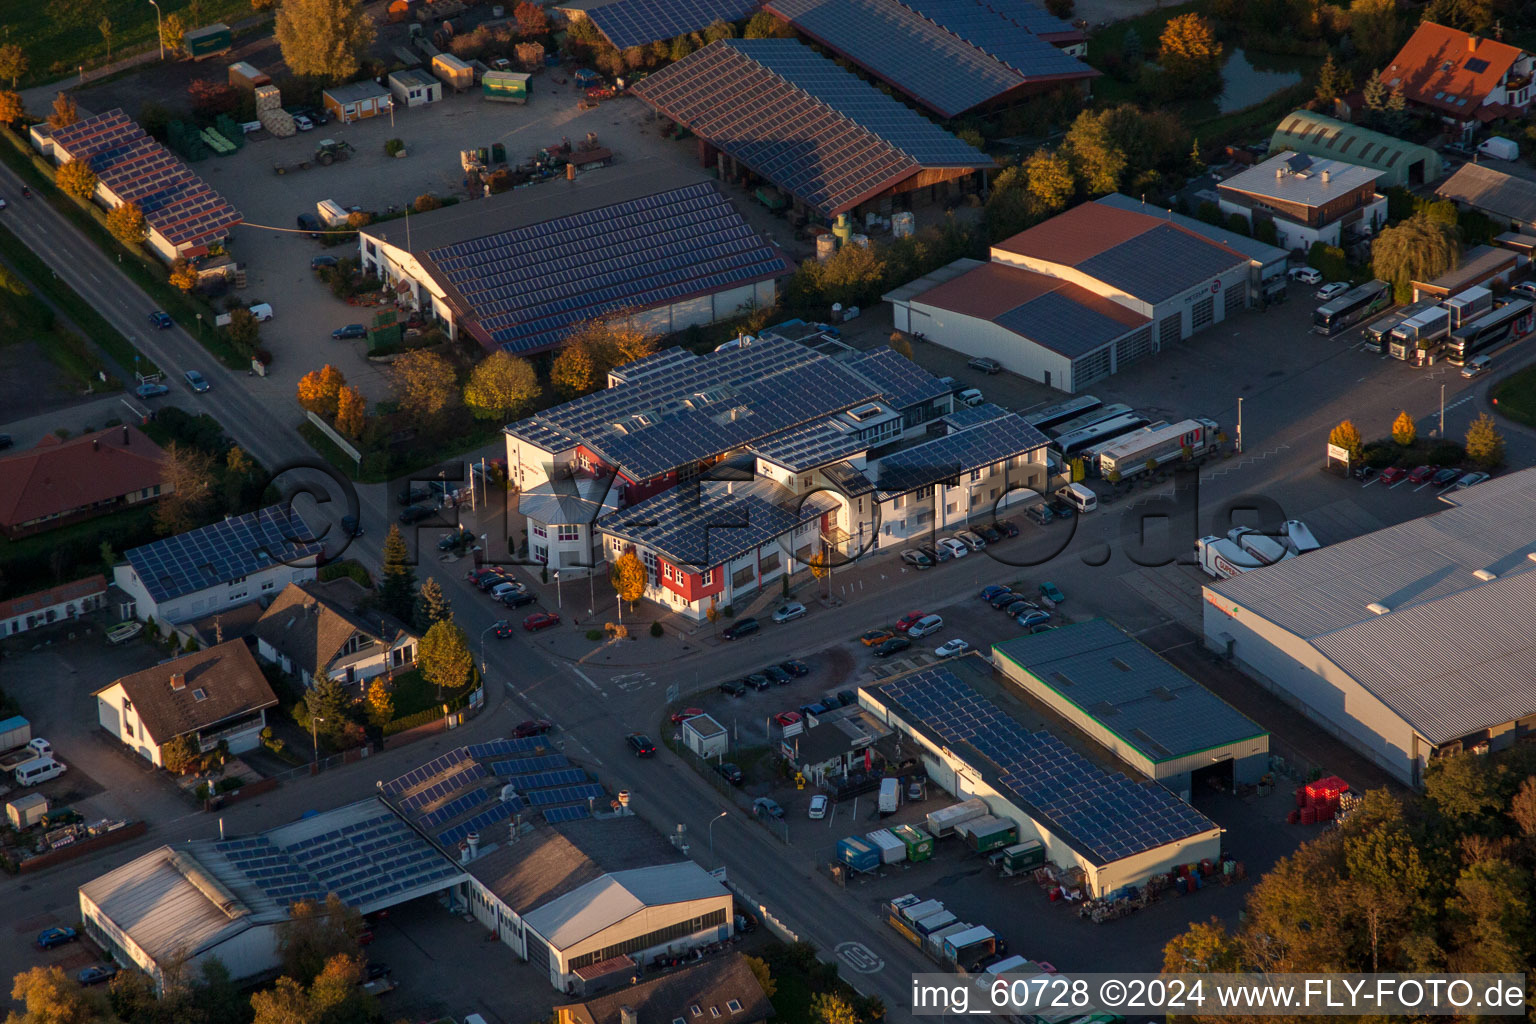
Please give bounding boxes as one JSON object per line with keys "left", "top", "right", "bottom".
{"left": 613, "top": 672, "right": 651, "bottom": 692}
{"left": 567, "top": 664, "right": 604, "bottom": 695}
{"left": 835, "top": 942, "right": 884, "bottom": 974}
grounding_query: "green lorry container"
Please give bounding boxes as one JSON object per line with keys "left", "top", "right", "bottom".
{"left": 186, "top": 23, "right": 233, "bottom": 59}
{"left": 482, "top": 71, "right": 530, "bottom": 104}
{"left": 957, "top": 814, "right": 1017, "bottom": 853}
{"left": 889, "top": 823, "right": 934, "bottom": 862}
{"left": 1001, "top": 839, "right": 1045, "bottom": 872}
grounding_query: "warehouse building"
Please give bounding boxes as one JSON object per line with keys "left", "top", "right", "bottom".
{"left": 357, "top": 161, "right": 791, "bottom": 355}
{"left": 1203, "top": 469, "right": 1536, "bottom": 787}
{"left": 763, "top": 0, "right": 1095, "bottom": 118}
{"left": 1436, "top": 162, "right": 1536, "bottom": 234}
{"left": 1269, "top": 110, "right": 1443, "bottom": 188}
{"left": 556, "top": 0, "right": 760, "bottom": 50}
{"left": 380, "top": 741, "right": 732, "bottom": 993}
{"left": 78, "top": 799, "right": 465, "bottom": 993}
{"left": 631, "top": 39, "right": 990, "bottom": 222}
{"left": 1095, "top": 193, "right": 1288, "bottom": 289}
{"left": 1411, "top": 243, "right": 1517, "bottom": 301}
{"left": 993, "top": 619, "right": 1269, "bottom": 800}
{"left": 886, "top": 200, "right": 1252, "bottom": 392}
{"left": 860, "top": 659, "right": 1222, "bottom": 897}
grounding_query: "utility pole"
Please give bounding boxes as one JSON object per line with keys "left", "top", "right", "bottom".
{"left": 1439, "top": 383, "right": 1445, "bottom": 438}
{"left": 1236, "top": 396, "right": 1244, "bottom": 454}
{"left": 148, "top": 0, "right": 163, "bottom": 61}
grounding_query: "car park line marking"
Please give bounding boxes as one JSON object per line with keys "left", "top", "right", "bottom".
{"left": 1414, "top": 481, "right": 1433, "bottom": 492}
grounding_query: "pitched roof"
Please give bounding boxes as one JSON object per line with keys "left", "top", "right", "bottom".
{"left": 1218, "top": 151, "right": 1383, "bottom": 208}
{"left": 0, "top": 426, "right": 165, "bottom": 530}
{"left": 98, "top": 639, "right": 278, "bottom": 742}
{"left": 872, "top": 409, "right": 1049, "bottom": 495}
{"left": 570, "top": 0, "right": 763, "bottom": 49}
{"left": 123, "top": 505, "right": 322, "bottom": 604}
{"left": 563, "top": 954, "right": 774, "bottom": 1024}
{"left": 1436, "top": 161, "right": 1536, "bottom": 225}
{"left": 630, "top": 39, "right": 988, "bottom": 218}
{"left": 324, "top": 80, "right": 391, "bottom": 103}
{"left": 522, "top": 862, "right": 727, "bottom": 948}
{"left": 252, "top": 582, "right": 415, "bottom": 680}
{"left": 765, "top": 0, "right": 1094, "bottom": 118}
{"left": 1384, "top": 22, "right": 1524, "bottom": 116}
{"left": 0, "top": 575, "right": 107, "bottom": 622}
{"left": 1095, "top": 194, "right": 1289, "bottom": 269}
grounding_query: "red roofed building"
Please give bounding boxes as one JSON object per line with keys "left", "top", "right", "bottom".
{"left": 0, "top": 426, "right": 169, "bottom": 539}
{"left": 1383, "top": 23, "right": 1533, "bottom": 137}
{"left": 0, "top": 575, "right": 108, "bottom": 637}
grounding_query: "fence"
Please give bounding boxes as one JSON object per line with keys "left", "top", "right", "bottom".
{"left": 16, "top": 821, "right": 148, "bottom": 874}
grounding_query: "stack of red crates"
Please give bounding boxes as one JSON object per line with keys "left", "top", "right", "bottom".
{"left": 1305, "top": 776, "right": 1349, "bottom": 821}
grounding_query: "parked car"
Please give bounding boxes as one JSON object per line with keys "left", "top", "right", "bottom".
{"left": 763, "top": 665, "right": 792, "bottom": 685}
{"left": 522, "top": 612, "right": 560, "bottom": 632}
{"left": 1431, "top": 467, "right": 1461, "bottom": 487}
{"left": 938, "top": 538, "right": 970, "bottom": 559}
{"left": 774, "top": 711, "right": 802, "bottom": 727}
{"left": 135, "top": 381, "right": 170, "bottom": 398}
{"left": 745, "top": 673, "right": 771, "bottom": 692}
{"left": 669, "top": 707, "right": 703, "bottom": 724}
{"left": 1017, "top": 610, "right": 1052, "bottom": 628}
{"left": 772, "top": 602, "right": 807, "bottom": 623}
{"left": 398, "top": 504, "right": 434, "bottom": 524}
{"left": 920, "top": 543, "right": 948, "bottom": 563}
{"left": 147, "top": 310, "right": 173, "bottom": 329}
{"left": 780, "top": 659, "right": 810, "bottom": 677}
{"left": 1039, "top": 581, "right": 1065, "bottom": 604}
{"left": 967, "top": 356, "right": 1002, "bottom": 374}
{"left": 340, "top": 514, "right": 363, "bottom": 537}
{"left": 955, "top": 529, "right": 986, "bottom": 550}
{"left": 989, "top": 590, "right": 1020, "bottom": 609}
{"left": 753, "top": 797, "right": 785, "bottom": 820}
{"left": 476, "top": 571, "right": 513, "bottom": 591}
{"left": 976, "top": 524, "right": 1002, "bottom": 543}
{"left": 1315, "top": 282, "right": 1348, "bottom": 301}
{"left": 292, "top": 113, "right": 315, "bottom": 131}
{"left": 184, "top": 370, "right": 210, "bottom": 393}
{"left": 836, "top": 689, "right": 856, "bottom": 706}
{"left": 860, "top": 628, "right": 894, "bottom": 646}
{"left": 874, "top": 636, "right": 911, "bottom": 657}
{"left": 717, "top": 762, "right": 744, "bottom": 786}
{"left": 895, "top": 610, "right": 926, "bottom": 633}
{"left": 979, "top": 585, "right": 1009, "bottom": 601}
{"left": 626, "top": 733, "right": 657, "bottom": 757}
{"left": 1379, "top": 466, "right": 1409, "bottom": 486}
{"left": 1455, "top": 471, "right": 1490, "bottom": 489}
{"left": 1026, "top": 505, "right": 1052, "bottom": 526}
{"left": 1288, "top": 266, "right": 1322, "bottom": 284}
{"left": 398, "top": 484, "right": 433, "bottom": 506}
{"left": 499, "top": 590, "right": 536, "bottom": 608}
{"left": 365, "top": 963, "right": 392, "bottom": 981}
{"left": 512, "top": 719, "right": 552, "bottom": 737}
{"left": 490, "top": 620, "right": 516, "bottom": 639}
{"left": 77, "top": 965, "right": 118, "bottom": 987}
{"left": 1407, "top": 465, "right": 1436, "bottom": 485}
{"left": 332, "top": 323, "right": 367, "bottom": 340}
{"left": 900, "top": 548, "right": 933, "bottom": 567}
{"left": 995, "top": 519, "right": 1019, "bottom": 537}
{"left": 1005, "top": 599, "right": 1038, "bottom": 617}
{"left": 1048, "top": 499, "right": 1075, "bottom": 519}
{"left": 437, "top": 529, "right": 474, "bottom": 551}
{"left": 935, "top": 638, "right": 970, "bottom": 658}
{"left": 808, "top": 794, "right": 829, "bottom": 819}
{"left": 722, "top": 617, "right": 759, "bottom": 640}
{"left": 311, "top": 254, "right": 339, "bottom": 270}
{"left": 37, "top": 927, "right": 77, "bottom": 949}
{"left": 718, "top": 679, "right": 746, "bottom": 697}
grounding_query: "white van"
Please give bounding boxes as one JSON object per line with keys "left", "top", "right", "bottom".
{"left": 248, "top": 303, "right": 274, "bottom": 322}
{"left": 957, "top": 388, "right": 984, "bottom": 407}
{"left": 908, "top": 613, "right": 944, "bottom": 637}
{"left": 1055, "top": 482, "right": 1097, "bottom": 513}
{"left": 14, "top": 756, "right": 67, "bottom": 787}
{"left": 1461, "top": 355, "right": 1491, "bottom": 379}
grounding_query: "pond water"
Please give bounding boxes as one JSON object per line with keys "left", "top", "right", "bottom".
{"left": 1217, "top": 48, "right": 1305, "bottom": 113}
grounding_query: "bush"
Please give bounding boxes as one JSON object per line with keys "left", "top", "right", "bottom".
{"left": 215, "top": 777, "right": 242, "bottom": 793}
{"left": 1307, "top": 241, "right": 1348, "bottom": 282}
{"left": 649, "top": 621, "right": 664, "bottom": 638}
{"left": 194, "top": 782, "right": 211, "bottom": 802}
{"left": 585, "top": 629, "right": 603, "bottom": 641}
{"left": 384, "top": 138, "right": 404, "bottom": 156}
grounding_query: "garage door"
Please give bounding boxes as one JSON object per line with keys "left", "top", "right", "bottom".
{"left": 1073, "top": 347, "right": 1112, "bottom": 387}
{"left": 1223, "top": 282, "right": 1247, "bottom": 316}
{"left": 1159, "top": 313, "right": 1182, "bottom": 346}
{"left": 1114, "top": 327, "right": 1154, "bottom": 368}
{"left": 1191, "top": 296, "right": 1215, "bottom": 332}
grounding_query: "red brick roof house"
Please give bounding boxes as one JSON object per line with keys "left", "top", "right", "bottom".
{"left": 0, "top": 426, "right": 168, "bottom": 539}
{"left": 1383, "top": 23, "right": 1533, "bottom": 136}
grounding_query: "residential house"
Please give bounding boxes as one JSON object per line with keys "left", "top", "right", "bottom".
{"left": 113, "top": 505, "right": 321, "bottom": 625}
{"left": 93, "top": 639, "right": 278, "bottom": 765}
{"left": 0, "top": 426, "right": 167, "bottom": 539}
{"left": 252, "top": 581, "right": 418, "bottom": 689}
{"left": 1217, "top": 152, "right": 1387, "bottom": 252}
{"left": 1383, "top": 23, "right": 1533, "bottom": 140}
{"left": 556, "top": 953, "right": 773, "bottom": 1020}
{"left": 0, "top": 575, "right": 108, "bottom": 637}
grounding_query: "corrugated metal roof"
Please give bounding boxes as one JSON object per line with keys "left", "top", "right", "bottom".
{"left": 1269, "top": 111, "right": 1443, "bottom": 186}
{"left": 995, "top": 289, "right": 1142, "bottom": 357}
{"left": 1219, "top": 151, "right": 1382, "bottom": 207}
{"left": 1076, "top": 223, "right": 1248, "bottom": 303}
{"left": 1414, "top": 243, "right": 1518, "bottom": 294}
{"left": 1095, "top": 194, "right": 1289, "bottom": 269}
{"left": 79, "top": 847, "right": 260, "bottom": 962}
{"left": 522, "top": 862, "right": 727, "bottom": 949}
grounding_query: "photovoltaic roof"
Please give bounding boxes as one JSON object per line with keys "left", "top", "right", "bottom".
{"left": 421, "top": 181, "right": 790, "bottom": 355}
{"left": 994, "top": 290, "right": 1139, "bottom": 358}
{"left": 579, "top": 0, "right": 763, "bottom": 49}
{"left": 49, "top": 109, "right": 242, "bottom": 248}
{"left": 599, "top": 480, "right": 836, "bottom": 570}
{"left": 874, "top": 411, "right": 1049, "bottom": 496}
{"left": 124, "top": 505, "right": 321, "bottom": 604}
{"left": 844, "top": 346, "right": 953, "bottom": 411}
{"left": 766, "top": 0, "right": 1093, "bottom": 117}
{"left": 871, "top": 666, "right": 1218, "bottom": 865}
{"left": 1075, "top": 224, "right": 1249, "bottom": 304}
{"left": 631, "top": 39, "right": 988, "bottom": 217}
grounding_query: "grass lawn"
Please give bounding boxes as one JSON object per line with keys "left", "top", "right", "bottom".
{"left": 1, "top": 0, "right": 251, "bottom": 86}
{"left": 1491, "top": 365, "right": 1536, "bottom": 428}
{"left": 0, "top": 503, "right": 156, "bottom": 599}
{"left": 388, "top": 668, "right": 476, "bottom": 719}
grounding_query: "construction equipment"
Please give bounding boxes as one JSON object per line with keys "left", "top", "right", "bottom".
{"left": 315, "top": 139, "right": 355, "bottom": 166}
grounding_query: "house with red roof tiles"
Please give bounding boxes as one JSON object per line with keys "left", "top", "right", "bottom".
{"left": 1383, "top": 23, "right": 1533, "bottom": 139}
{"left": 0, "top": 426, "right": 168, "bottom": 539}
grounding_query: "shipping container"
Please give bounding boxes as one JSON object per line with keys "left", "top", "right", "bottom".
{"left": 1001, "top": 839, "right": 1045, "bottom": 872}
{"left": 911, "top": 909, "right": 957, "bottom": 935}
{"left": 890, "top": 823, "right": 934, "bottom": 862}
{"left": 942, "top": 924, "right": 996, "bottom": 964}
{"left": 432, "top": 53, "right": 475, "bottom": 91}
{"left": 481, "top": 70, "right": 531, "bottom": 103}
{"left": 1096, "top": 417, "right": 1219, "bottom": 480}
{"left": 865, "top": 828, "right": 907, "bottom": 864}
{"left": 955, "top": 814, "right": 1017, "bottom": 853}
{"left": 0, "top": 715, "right": 31, "bottom": 754}
{"left": 316, "top": 199, "right": 350, "bottom": 228}
{"left": 186, "top": 23, "right": 233, "bottom": 60}
{"left": 926, "top": 798, "right": 987, "bottom": 837}
{"left": 227, "top": 61, "right": 270, "bottom": 90}
{"left": 836, "top": 836, "right": 879, "bottom": 873}
{"left": 6, "top": 793, "right": 48, "bottom": 830}
{"left": 899, "top": 898, "right": 945, "bottom": 925}
{"left": 924, "top": 921, "right": 975, "bottom": 961}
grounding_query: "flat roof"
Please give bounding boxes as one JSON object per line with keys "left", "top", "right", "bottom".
{"left": 1437, "top": 162, "right": 1536, "bottom": 225}
{"left": 1219, "top": 151, "right": 1382, "bottom": 207}
{"left": 1210, "top": 467, "right": 1536, "bottom": 743}
{"left": 993, "top": 619, "right": 1268, "bottom": 764}
{"left": 1414, "top": 244, "right": 1516, "bottom": 294}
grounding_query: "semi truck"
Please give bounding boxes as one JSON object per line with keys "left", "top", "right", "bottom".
{"left": 1096, "top": 417, "right": 1220, "bottom": 480}
{"left": 1197, "top": 536, "right": 1263, "bottom": 579}
{"left": 1389, "top": 305, "right": 1452, "bottom": 363}
{"left": 1228, "top": 526, "right": 1293, "bottom": 566}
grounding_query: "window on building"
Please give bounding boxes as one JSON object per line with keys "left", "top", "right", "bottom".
{"left": 557, "top": 525, "right": 579, "bottom": 542}
{"left": 702, "top": 569, "right": 714, "bottom": 586}
{"left": 192, "top": 688, "right": 207, "bottom": 701}
{"left": 969, "top": 468, "right": 982, "bottom": 481}
{"left": 663, "top": 564, "right": 674, "bottom": 581}
{"left": 916, "top": 485, "right": 934, "bottom": 500}
{"left": 567, "top": 910, "right": 728, "bottom": 971}
{"left": 123, "top": 697, "right": 133, "bottom": 713}
{"left": 728, "top": 1001, "right": 743, "bottom": 1014}
{"left": 124, "top": 721, "right": 134, "bottom": 738}
{"left": 532, "top": 524, "right": 547, "bottom": 538}
{"left": 262, "top": 581, "right": 274, "bottom": 591}
{"left": 533, "top": 544, "right": 547, "bottom": 562}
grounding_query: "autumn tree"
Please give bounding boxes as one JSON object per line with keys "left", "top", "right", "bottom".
{"left": 169, "top": 258, "right": 199, "bottom": 292}
{"left": 414, "top": 577, "right": 452, "bottom": 631}
{"left": 744, "top": 11, "right": 792, "bottom": 37}
{"left": 55, "top": 160, "right": 98, "bottom": 200}
{"left": 419, "top": 618, "right": 475, "bottom": 694}
{"left": 297, "top": 364, "right": 347, "bottom": 418}
{"left": 364, "top": 678, "right": 393, "bottom": 726}
{"left": 464, "top": 350, "right": 541, "bottom": 420}
{"left": 0, "top": 89, "right": 24, "bottom": 125}
{"left": 154, "top": 442, "right": 216, "bottom": 535}
{"left": 47, "top": 91, "right": 78, "bottom": 129}
{"left": 703, "top": 18, "right": 736, "bottom": 41}
{"left": 0, "top": 42, "right": 28, "bottom": 88}
{"left": 1373, "top": 213, "right": 1459, "bottom": 303}
{"left": 1464, "top": 412, "right": 1504, "bottom": 468}
{"left": 887, "top": 331, "right": 913, "bottom": 359}
{"left": 1158, "top": 14, "right": 1223, "bottom": 93}
{"left": 609, "top": 551, "right": 646, "bottom": 611}
{"left": 551, "top": 340, "right": 600, "bottom": 399}
{"left": 380, "top": 524, "right": 417, "bottom": 623}
{"left": 161, "top": 12, "right": 188, "bottom": 54}
{"left": 334, "top": 384, "right": 366, "bottom": 437}
{"left": 275, "top": 0, "right": 377, "bottom": 82}
{"left": 743, "top": 955, "right": 777, "bottom": 998}
{"left": 1329, "top": 419, "right": 1364, "bottom": 460}
{"left": 811, "top": 992, "right": 860, "bottom": 1024}
{"left": 160, "top": 732, "right": 202, "bottom": 774}
{"left": 391, "top": 349, "right": 458, "bottom": 420}
{"left": 1391, "top": 409, "right": 1416, "bottom": 447}
{"left": 1064, "top": 110, "right": 1126, "bottom": 196}
{"left": 10, "top": 966, "right": 108, "bottom": 1024}
{"left": 105, "top": 201, "right": 148, "bottom": 247}
{"left": 276, "top": 894, "right": 363, "bottom": 984}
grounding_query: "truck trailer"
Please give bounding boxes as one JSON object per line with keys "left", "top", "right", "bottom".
{"left": 1389, "top": 306, "right": 1452, "bottom": 363}
{"left": 1228, "top": 526, "right": 1292, "bottom": 566}
{"left": 1197, "top": 536, "right": 1263, "bottom": 579}
{"left": 0, "top": 715, "right": 30, "bottom": 755}
{"left": 1096, "top": 417, "right": 1219, "bottom": 480}
{"left": 926, "top": 798, "right": 987, "bottom": 838}
{"left": 185, "top": 23, "right": 233, "bottom": 60}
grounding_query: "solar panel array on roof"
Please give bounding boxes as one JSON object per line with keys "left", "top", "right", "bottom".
{"left": 422, "top": 181, "right": 789, "bottom": 355}
{"left": 123, "top": 505, "right": 320, "bottom": 604}
{"left": 582, "top": 0, "right": 762, "bottom": 49}
{"left": 995, "top": 291, "right": 1139, "bottom": 357}
{"left": 630, "top": 40, "right": 986, "bottom": 217}
{"left": 50, "top": 109, "right": 242, "bottom": 248}
{"left": 542, "top": 804, "right": 592, "bottom": 824}
{"left": 1075, "top": 224, "right": 1247, "bottom": 304}
{"left": 875, "top": 668, "right": 1217, "bottom": 864}
{"left": 489, "top": 753, "right": 569, "bottom": 775}
{"left": 601, "top": 481, "right": 837, "bottom": 570}
{"left": 874, "top": 412, "right": 1049, "bottom": 496}
{"left": 844, "top": 346, "right": 954, "bottom": 411}
{"left": 398, "top": 761, "right": 487, "bottom": 811}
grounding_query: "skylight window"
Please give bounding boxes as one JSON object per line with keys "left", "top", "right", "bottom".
{"left": 192, "top": 688, "right": 208, "bottom": 701}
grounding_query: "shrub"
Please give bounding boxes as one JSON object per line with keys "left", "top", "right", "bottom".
{"left": 586, "top": 628, "right": 603, "bottom": 641}
{"left": 384, "top": 138, "right": 404, "bottom": 156}
{"left": 194, "top": 782, "right": 211, "bottom": 802}
{"left": 649, "top": 621, "right": 664, "bottom": 638}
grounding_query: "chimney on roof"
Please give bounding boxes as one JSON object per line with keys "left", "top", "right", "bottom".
{"left": 1468, "top": 35, "right": 1478, "bottom": 52}
{"left": 1321, "top": 169, "right": 1331, "bottom": 183}
{"left": 170, "top": 671, "right": 186, "bottom": 691}
{"left": 620, "top": 1007, "right": 639, "bottom": 1024}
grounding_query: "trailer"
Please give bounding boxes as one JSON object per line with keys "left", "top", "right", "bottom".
{"left": 228, "top": 61, "right": 270, "bottom": 90}
{"left": 911, "top": 908, "right": 957, "bottom": 936}
{"left": 1000, "top": 839, "right": 1045, "bottom": 874}
{"left": 1228, "top": 526, "right": 1292, "bottom": 566}
{"left": 926, "top": 798, "right": 987, "bottom": 838}
{"left": 481, "top": 70, "right": 530, "bottom": 103}
{"left": 1444, "top": 285, "right": 1493, "bottom": 329}
{"left": 1282, "top": 519, "right": 1321, "bottom": 554}
{"left": 899, "top": 899, "right": 945, "bottom": 926}
{"left": 954, "top": 814, "right": 1017, "bottom": 853}
{"left": 1197, "top": 536, "right": 1262, "bottom": 579}
{"left": 1095, "top": 417, "right": 1219, "bottom": 480}
{"left": 890, "top": 823, "right": 934, "bottom": 862}
{"left": 0, "top": 715, "right": 30, "bottom": 755}
{"left": 837, "top": 836, "right": 880, "bottom": 873}
{"left": 865, "top": 828, "right": 907, "bottom": 864}
{"left": 1389, "top": 305, "right": 1452, "bottom": 363}
{"left": 6, "top": 793, "right": 48, "bottom": 830}
{"left": 432, "top": 53, "right": 475, "bottom": 92}
{"left": 185, "top": 23, "right": 233, "bottom": 60}
{"left": 942, "top": 924, "right": 997, "bottom": 966}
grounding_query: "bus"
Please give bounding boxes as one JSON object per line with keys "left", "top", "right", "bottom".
{"left": 1312, "top": 280, "right": 1390, "bottom": 336}
{"left": 1023, "top": 395, "right": 1101, "bottom": 432}
{"left": 1365, "top": 300, "right": 1434, "bottom": 354}
{"left": 1444, "top": 299, "right": 1534, "bottom": 365}
{"left": 1052, "top": 412, "right": 1152, "bottom": 459}
{"left": 1046, "top": 403, "right": 1133, "bottom": 439}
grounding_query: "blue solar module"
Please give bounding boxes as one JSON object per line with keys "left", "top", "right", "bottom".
{"left": 582, "top": 0, "right": 762, "bottom": 49}
{"left": 543, "top": 805, "right": 592, "bottom": 824}
{"left": 422, "top": 181, "right": 789, "bottom": 355}
{"left": 873, "top": 412, "right": 1049, "bottom": 496}
{"left": 873, "top": 667, "right": 1217, "bottom": 864}
{"left": 488, "top": 754, "right": 569, "bottom": 775}
{"left": 600, "top": 481, "right": 837, "bottom": 572}
{"left": 417, "top": 789, "right": 492, "bottom": 829}
{"left": 122, "top": 504, "right": 322, "bottom": 604}
{"left": 383, "top": 748, "right": 470, "bottom": 796}
{"left": 631, "top": 40, "right": 987, "bottom": 218}
{"left": 524, "top": 783, "right": 607, "bottom": 807}
{"left": 437, "top": 800, "right": 518, "bottom": 848}
{"left": 399, "top": 762, "right": 488, "bottom": 812}
{"left": 509, "top": 767, "right": 590, "bottom": 790}
{"left": 466, "top": 737, "right": 552, "bottom": 759}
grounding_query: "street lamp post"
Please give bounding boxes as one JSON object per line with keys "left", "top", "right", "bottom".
{"left": 148, "top": 0, "right": 163, "bottom": 61}
{"left": 554, "top": 570, "right": 561, "bottom": 609}
{"left": 479, "top": 623, "right": 499, "bottom": 673}
{"left": 1439, "top": 383, "right": 1445, "bottom": 438}
{"left": 310, "top": 716, "right": 325, "bottom": 767}
{"left": 707, "top": 810, "right": 728, "bottom": 865}
{"left": 1236, "top": 396, "right": 1244, "bottom": 454}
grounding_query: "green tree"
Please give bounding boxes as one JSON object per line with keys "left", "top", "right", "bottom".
{"left": 1329, "top": 419, "right": 1364, "bottom": 460}
{"left": 169, "top": 258, "right": 199, "bottom": 293}
{"left": 887, "top": 331, "right": 913, "bottom": 359}
{"left": 669, "top": 35, "right": 695, "bottom": 61}
{"left": 99, "top": 16, "right": 114, "bottom": 60}
{"left": 301, "top": 675, "right": 354, "bottom": 748}
{"left": 0, "top": 42, "right": 28, "bottom": 88}
{"left": 1361, "top": 67, "right": 1388, "bottom": 117}
{"left": 1315, "top": 53, "right": 1344, "bottom": 105}
{"left": 702, "top": 18, "right": 736, "bottom": 41}
{"left": 1391, "top": 409, "right": 1416, "bottom": 446}
{"left": 414, "top": 577, "right": 452, "bottom": 631}
{"left": 1349, "top": 0, "right": 1401, "bottom": 65}
{"left": 99, "top": 540, "right": 116, "bottom": 573}
{"left": 1426, "top": 751, "right": 1504, "bottom": 829}
{"left": 1341, "top": 799, "right": 1435, "bottom": 970}
{"left": 9, "top": 966, "right": 108, "bottom": 1024}
{"left": 390, "top": 348, "right": 458, "bottom": 420}
{"left": 1064, "top": 109, "right": 1126, "bottom": 195}
{"left": 419, "top": 618, "right": 475, "bottom": 694}
{"left": 463, "top": 350, "right": 541, "bottom": 420}
{"left": 55, "top": 160, "right": 98, "bottom": 199}
{"left": 551, "top": 339, "right": 600, "bottom": 399}
{"left": 1161, "top": 917, "right": 1244, "bottom": 973}
{"left": 250, "top": 975, "right": 311, "bottom": 1024}
{"left": 1450, "top": 859, "right": 1532, "bottom": 972}
{"left": 106, "top": 201, "right": 148, "bottom": 246}
{"left": 225, "top": 308, "right": 260, "bottom": 355}
{"left": 1510, "top": 776, "right": 1536, "bottom": 838}
{"left": 1372, "top": 213, "right": 1458, "bottom": 303}
{"left": 275, "top": 0, "right": 377, "bottom": 82}
{"left": 160, "top": 732, "right": 202, "bottom": 774}
{"left": 1157, "top": 14, "right": 1223, "bottom": 92}
{"left": 1022, "top": 148, "right": 1074, "bottom": 214}
{"left": 1463, "top": 412, "right": 1504, "bottom": 468}
{"left": 742, "top": 955, "right": 776, "bottom": 999}
{"left": 334, "top": 384, "right": 366, "bottom": 438}
{"left": 379, "top": 524, "right": 417, "bottom": 623}
{"left": 1121, "top": 26, "right": 1142, "bottom": 67}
